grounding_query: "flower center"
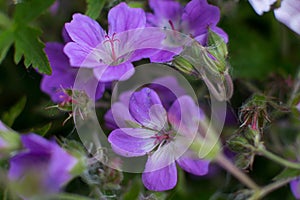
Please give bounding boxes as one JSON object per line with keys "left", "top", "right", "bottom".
{"left": 58, "top": 87, "right": 77, "bottom": 107}
{"left": 152, "top": 130, "right": 174, "bottom": 146}
{"left": 104, "top": 33, "right": 120, "bottom": 62}
{"left": 163, "top": 20, "right": 185, "bottom": 46}
{"left": 168, "top": 20, "right": 176, "bottom": 32}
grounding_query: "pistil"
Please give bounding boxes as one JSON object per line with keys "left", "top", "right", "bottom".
{"left": 104, "top": 33, "right": 120, "bottom": 61}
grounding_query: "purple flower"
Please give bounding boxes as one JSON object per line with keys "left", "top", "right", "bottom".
{"left": 274, "top": 0, "right": 300, "bottom": 35}
{"left": 8, "top": 133, "right": 79, "bottom": 198}
{"left": 146, "top": 0, "right": 228, "bottom": 62}
{"left": 108, "top": 87, "right": 209, "bottom": 191}
{"left": 41, "top": 33, "right": 105, "bottom": 103}
{"left": 147, "top": 76, "right": 186, "bottom": 109}
{"left": 64, "top": 3, "right": 164, "bottom": 82}
{"left": 290, "top": 178, "right": 300, "bottom": 199}
{"left": 104, "top": 76, "right": 186, "bottom": 130}
{"left": 248, "top": 0, "right": 276, "bottom": 15}
{"left": 105, "top": 90, "right": 137, "bottom": 130}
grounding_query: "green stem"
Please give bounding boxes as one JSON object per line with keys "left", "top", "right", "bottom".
{"left": 257, "top": 146, "right": 300, "bottom": 169}
{"left": 216, "top": 153, "right": 260, "bottom": 190}
{"left": 48, "top": 193, "right": 94, "bottom": 200}
{"left": 249, "top": 177, "right": 294, "bottom": 200}
{"left": 3, "top": 188, "right": 8, "bottom": 200}
{"left": 260, "top": 178, "right": 294, "bottom": 198}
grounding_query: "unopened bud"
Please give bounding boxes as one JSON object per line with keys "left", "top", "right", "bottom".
{"left": 227, "top": 135, "right": 252, "bottom": 153}
{"left": 207, "top": 29, "right": 228, "bottom": 72}
{"left": 172, "top": 56, "right": 199, "bottom": 78}
{"left": 0, "top": 121, "right": 21, "bottom": 157}
{"left": 172, "top": 38, "right": 233, "bottom": 101}
{"left": 61, "top": 139, "right": 87, "bottom": 176}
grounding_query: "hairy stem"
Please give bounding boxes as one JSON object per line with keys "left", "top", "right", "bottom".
{"left": 216, "top": 153, "right": 260, "bottom": 190}
{"left": 249, "top": 177, "right": 294, "bottom": 200}
{"left": 257, "top": 146, "right": 300, "bottom": 169}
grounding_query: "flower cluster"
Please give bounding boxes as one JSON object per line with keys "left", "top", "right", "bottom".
{"left": 146, "top": 0, "right": 228, "bottom": 62}
{"left": 41, "top": 0, "right": 227, "bottom": 104}
{"left": 36, "top": 0, "right": 228, "bottom": 195}
{"left": 31, "top": 0, "right": 300, "bottom": 199}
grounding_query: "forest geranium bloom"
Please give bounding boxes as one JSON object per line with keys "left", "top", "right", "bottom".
{"left": 248, "top": 0, "right": 276, "bottom": 15}
{"left": 8, "top": 133, "right": 79, "bottom": 198}
{"left": 146, "top": 0, "right": 228, "bottom": 62}
{"left": 108, "top": 87, "right": 210, "bottom": 191}
{"left": 290, "top": 178, "right": 300, "bottom": 199}
{"left": 104, "top": 76, "right": 186, "bottom": 129}
{"left": 64, "top": 3, "right": 164, "bottom": 82}
{"left": 41, "top": 31, "right": 105, "bottom": 103}
{"left": 274, "top": 0, "right": 300, "bottom": 35}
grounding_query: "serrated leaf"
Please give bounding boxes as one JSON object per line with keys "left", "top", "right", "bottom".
{"left": 0, "top": 29, "right": 14, "bottom": 63}
{"left": 273, "top": 168, "right": 300, "bottom": 181}
{"left": 13, "top": 0, "right": 55, "bottom": 23}
{"left": 30, "top": 122, "right": 52, "bottom": 136}
{"left": 85, "top": 0, "right": 106, "bottom": 19}
{"left": 14, "top": 26, "right": 51, "bottom": 74}
{"left": 2, "top": 96, "right": 26, "bottom": 127}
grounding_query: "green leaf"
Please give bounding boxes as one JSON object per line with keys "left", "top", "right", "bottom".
{"left": 273, "top": 168, "right": 300, "bottom": 181}
{"left": 128, "top": 2, "right": 144, "bottom": 8}
{"left": 29, "top": 122, "right": 52, "bottom": 136}
{"left": 0, "top": 11, "right": 12, "bottom": 28}
{"left": 123, "top": 178, "right": 142, "bottom": 200}
{"left": 14, "top": 26, "right": 51, "bottom": 74}
{"left": 0, "top": 29, "right": 14, "bottom": 63}
{"left": 2, "top": 96, "right": 26, "bottom": 127}
{"left": 85, "top": 0, "right": 106, "bottom": 19}
{"left": 13, "top": 0, "right": 55, "bottom": 23}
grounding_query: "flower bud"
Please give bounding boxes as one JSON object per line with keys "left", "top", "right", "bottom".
{"left": 172, "top": 34, "right": 233, "bottom": 101}
{"left": 227, "top": 135, "right": 252, "bottom": 153}
{"left": 207, "top": 29, "right": 228, "bottom": 72}
{"left": 61, "top": 139, "right": 87, "bottom": 177}
{"left": 0, "top": 121, "right": 21, "bottom": 157}
{"left": 172, "top": 55, "right": 199, "bottom": 78}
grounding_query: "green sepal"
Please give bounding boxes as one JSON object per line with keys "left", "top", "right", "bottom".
{"left": 0, "top": 130, "right": 22, "bottom": 155}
